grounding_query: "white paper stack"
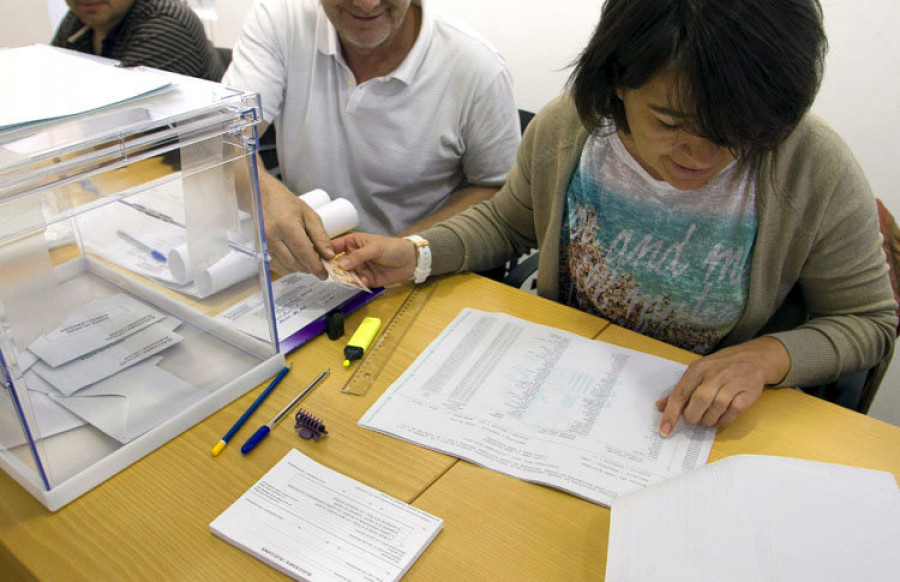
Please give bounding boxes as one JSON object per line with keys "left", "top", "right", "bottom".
{"left": 606, "top": 455, "right": 900, "bottom": 581}
{"left": 211, "top": 449, "right": 443, "bottom": 582}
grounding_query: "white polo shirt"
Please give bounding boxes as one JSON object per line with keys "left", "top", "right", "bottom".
{"left": 223, "top": 0, "right": 521, "bottom": 235}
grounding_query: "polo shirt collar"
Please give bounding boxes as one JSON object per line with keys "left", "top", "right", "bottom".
{"left": 316, "top": 0, "right": 432, "bottom": 84}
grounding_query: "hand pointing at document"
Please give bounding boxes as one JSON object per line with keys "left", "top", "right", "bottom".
{"left": 656, "top": 337, "right": 791, "bottom": 435}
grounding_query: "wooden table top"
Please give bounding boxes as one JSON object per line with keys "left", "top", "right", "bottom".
{"left": 1, "top": 273, "right": 897, "bottom": 581}
{"left": 405, "top": 318, "right": 900, "bottom": 581}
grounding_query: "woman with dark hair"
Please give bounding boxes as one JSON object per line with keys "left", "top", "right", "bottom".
{"left": 328, "top": 0, "right": 897, "bottom": 433}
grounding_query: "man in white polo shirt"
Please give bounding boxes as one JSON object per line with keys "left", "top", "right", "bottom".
{"left": 223, "top": 0, "right": 521, "bottom": 277}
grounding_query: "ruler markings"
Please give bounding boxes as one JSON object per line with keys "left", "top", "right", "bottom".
{"left": 341, "top": 280, "right": 438, "bottom": 396}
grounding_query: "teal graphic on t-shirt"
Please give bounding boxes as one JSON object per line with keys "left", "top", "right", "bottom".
{"left": 561, "top": 166, "right": 757, "bottom": 354}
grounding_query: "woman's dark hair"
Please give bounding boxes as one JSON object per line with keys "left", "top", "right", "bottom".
{"left": 569, "top": 0, "right": 827, "bottom": 156}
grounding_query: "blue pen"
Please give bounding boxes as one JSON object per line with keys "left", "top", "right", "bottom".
{"left": 212, "top": 364, "right": 293, "bottom": 456}
{"left": 241, "top": 369, "right": 330, "bottom": 455}
{"left": 117, "top": 230, "right": 167, "bottom": 262}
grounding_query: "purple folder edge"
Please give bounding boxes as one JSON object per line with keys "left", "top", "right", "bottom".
{"left": 278, "top": 287, "right": 385, "bottom": 354}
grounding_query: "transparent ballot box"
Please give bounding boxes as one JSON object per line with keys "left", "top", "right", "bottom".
{"left": 0, "top": 54, "right": 283, "bottom": 510}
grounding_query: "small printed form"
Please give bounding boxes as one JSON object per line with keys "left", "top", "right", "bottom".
{"left": 359, "top": 309, "right": 716, "bottom": 507}
{"left": 27, "top": 293, "right": 166, "bottom": 367}
{"left": 31, "top": 318, "right": 183, "bottom": 396}
{"left": 210, "top": 449, "right": 442, "bottom": 582}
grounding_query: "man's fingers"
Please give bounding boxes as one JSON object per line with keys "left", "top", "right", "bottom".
{"left": 268, "top": 238, "right": 299, "bottom": 275}
{"left": 260, "top": 189, "right": 335, "bottom": 277}
{"left": 269, "top": 229, "right": 328, "bottom": 279}
{"left": 303, "top": 211, "right": 335, "bottom": 260}
{"left": 277, "top": 216, "right": 328, "bottom": 277}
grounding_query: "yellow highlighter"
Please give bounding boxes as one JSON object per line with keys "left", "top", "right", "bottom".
{"left": 343, "top": 317, "right": 381, "bottom": 366}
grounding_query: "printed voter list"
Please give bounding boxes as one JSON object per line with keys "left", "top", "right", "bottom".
{"left": 360, "top": 309, "right": 715, "bottom": 507}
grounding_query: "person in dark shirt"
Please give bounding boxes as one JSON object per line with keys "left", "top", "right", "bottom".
{"left": 51, "top": 0, "right": 224, "bottom": 81}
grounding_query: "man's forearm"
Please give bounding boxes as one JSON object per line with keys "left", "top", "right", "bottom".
{"left": 255, "top": 152, "right": 291, "bottom": 200}
{"left": 232, "top": 144, "right": 283, "bottom": 211}
{"left": 398, "top": 185, "right": 500, "bottom": 236}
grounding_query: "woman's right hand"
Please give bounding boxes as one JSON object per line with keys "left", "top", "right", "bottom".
{"left": 331, "top": 233, "right": 419, "bottom": 288}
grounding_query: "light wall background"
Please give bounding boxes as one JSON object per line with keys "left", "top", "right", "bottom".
{"left": 4, "top": 0, "right": 900, "bottom": 426}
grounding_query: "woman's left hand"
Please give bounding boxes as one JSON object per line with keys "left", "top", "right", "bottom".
{"left": 656, "top": 336, "right": 791, "bottom": 435}
{"left": 331, "top": 232, "right": 418, "bottom": 289}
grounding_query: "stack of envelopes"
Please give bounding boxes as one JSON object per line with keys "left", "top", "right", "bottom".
{"left": 1, "top": 293, "right": 203, "bottom": 446}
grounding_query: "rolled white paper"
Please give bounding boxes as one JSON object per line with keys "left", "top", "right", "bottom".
{"left": 169, "top": 218, "right": 255, "bottom": 285}
{"left": 166, "top": 190, "right": 357, "bottom": 297}
{"left": 317, "top": 198, "right": 358, "bottom": 237}
{"left": 298, "top": 189, "right": 359, "bottom": 237}
{"left": 195, "top": 251, "right": 259, "bottom": 298}
{"left": 167, "top": 243, "right": 192, "bottom": 284}
{"left": 298, "top": 188, "right": 330, "bottom": 210}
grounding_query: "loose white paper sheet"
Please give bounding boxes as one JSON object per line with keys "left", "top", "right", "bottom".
{"left": 219, "top": 272, "right": 358, "bottom": 342}
{"left": 359, "top": 309, "right": 715, "bottom": 507}
{"left": 0, "top": 45, "right": 170, "bottom": 129}
{"left": 15, "top": 349, "right": 38, "bottom": 372}
{"left": 78, "top": 185, "right": 260, "bottom": 299}
{"left": 606, "top": 455, "right": 900, "bottom": 582}
{"left": 210, "top": 449, "right": 443, "bottom": 582}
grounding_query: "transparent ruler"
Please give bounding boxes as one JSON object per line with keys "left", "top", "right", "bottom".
{"left": 341, "top": 281, "right": 438, "bottom": 396}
